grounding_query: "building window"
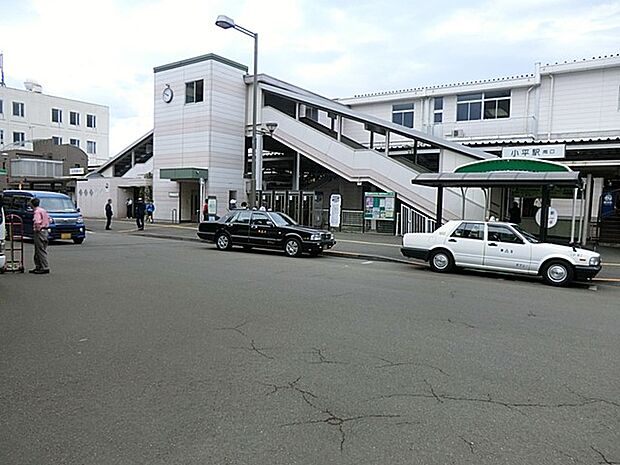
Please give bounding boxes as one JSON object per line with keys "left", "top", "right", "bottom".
{"left": 52, "top": 136, "right": 63, "bottom": 145}
{"left": 70, "top": 111, "right": 80, "bottom": 126}
{"left": 483, "top": 90, "right": 511, "bottom": 119}
{"left": 13, "top": 132, "right": 25, "bottom": 144}
{"left": 87, "top": 140, "right": 96, "bottom": 154}
{"left": 392, "top": 103, "right": 414, "bottom": 128}
{"left": 87, "top": 114, "right": 96, "bottom": 128}
{"left": 304, "top": 106, "right": 319, "bottom": 121}
{"left": 185, "top": 79, "right": 204, "bottom": 104}
{"left": 0, "top": 99, "right": 3, "bottom": 114}
{"left": 433, "top": 97, "right": 443, "bottom": 123}
{"left": 456, "top": 93, "right": 482, "bottom": 121}
{"left": 52, "top": 108, "right": 62, "bottom": 123}
{"left": 70, "top": 138, "right": 80, "bottom": 147}
{"left": 12, "top": 101, "right": 25, "bottom": 117}
{"left": 457, "top": 90, "right": 511, "bottom": 121}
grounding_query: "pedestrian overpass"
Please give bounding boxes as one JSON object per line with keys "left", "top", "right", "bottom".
{"left": 252, "top": 75, "right": 492, "bottom": 232}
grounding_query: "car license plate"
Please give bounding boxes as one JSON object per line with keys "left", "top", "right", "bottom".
{"left": 61, "top": 233, "right": 72, "bottom": 240}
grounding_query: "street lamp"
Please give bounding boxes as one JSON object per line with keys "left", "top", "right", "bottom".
{"left": 215, "top": 14, "right": 259, "bottom": 207}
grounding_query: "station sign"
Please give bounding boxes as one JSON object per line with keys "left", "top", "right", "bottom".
{"left": 501, "top": 144, "right": 565, "bottom": 159}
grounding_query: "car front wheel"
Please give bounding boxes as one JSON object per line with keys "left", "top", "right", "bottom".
{"left": 429, "top": 249, "right": 454, "bottom": 273}
{"left": 284, "top": 238, "right": 302, "bottom": 257}
{"left": 542, "top": 260, "right": 574, "bottom": 286}
{"left": 215, "top": 232, "right": 232, "bottom": 251}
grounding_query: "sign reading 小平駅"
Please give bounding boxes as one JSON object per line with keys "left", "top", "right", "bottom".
{"left": 364, "top": 192, "right": 395, "bottom": 221}
{"left": 501, "top": 144, "right": 565, "bottom": 159}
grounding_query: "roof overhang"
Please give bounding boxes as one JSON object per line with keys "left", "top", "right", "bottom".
{"left": 160, "top": 167, "right": 208, "bottom": 180}
{"left": 411, "top": 171, "right": 581, "bottom": 188}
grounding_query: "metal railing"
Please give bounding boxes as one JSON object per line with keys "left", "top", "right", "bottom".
{"left": 400, "top": 204, "right": 436, "bottom": 234}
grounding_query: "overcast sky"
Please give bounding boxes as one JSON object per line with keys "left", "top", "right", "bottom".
{"left": 2, "top": 0, "right": 619, "bottom": 156}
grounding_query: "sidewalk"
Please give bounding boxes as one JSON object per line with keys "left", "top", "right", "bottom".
{"left": 86, "top": 218, "right": 620, "bottom": 283}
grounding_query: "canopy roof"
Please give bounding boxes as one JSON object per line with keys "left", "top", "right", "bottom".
{"left": 412, "top": 157, "right": 580, "bottom": 188}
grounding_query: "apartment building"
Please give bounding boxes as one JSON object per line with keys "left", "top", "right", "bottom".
{"left": 0, "top": 81, "right": 109, "bottom": 166}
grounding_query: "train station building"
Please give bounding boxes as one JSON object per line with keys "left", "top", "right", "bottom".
{"left": 77, "top": 53, "right": 620, "bottom": 244}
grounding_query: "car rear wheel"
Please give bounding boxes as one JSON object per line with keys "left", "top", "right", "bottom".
{"left": 542, "top": 260, "right": 573, "bottom": 287}
{"left": 284, "top": 238, "right": 302, "bottom": 257}
{"left": 429, "top": 249, "right": 454, "bottom": 273}
{"left": 215, "top": 232, "right": 232, "bottom": 251}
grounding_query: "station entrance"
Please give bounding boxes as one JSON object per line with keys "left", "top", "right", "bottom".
{"left": 254, "top": 190, "right": 322, "bottom": 227}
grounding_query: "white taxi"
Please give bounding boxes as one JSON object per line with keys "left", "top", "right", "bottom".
{"left": 401, "top": 220, "right": 601, "bottom": 286}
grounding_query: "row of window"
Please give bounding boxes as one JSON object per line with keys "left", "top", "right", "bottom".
{"left": 391, "top": 91, "right": 511, "bottom": 128}
{"left": 51, "top": 108, "right": 97, "bottom": 127}
{"left": 0, "top": 99, "right": 97, "bottom": 128}
{"left": 0, "top": 129, "right": 96, "bottom": 154}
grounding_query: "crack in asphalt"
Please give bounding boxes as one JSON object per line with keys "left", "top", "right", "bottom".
{"left": 232, "top": 339, "right": 275, "bottom": 360}
{"left": 264, "top": 377, "right": 400, "bottom": 452}
{"left": 365, "top": 381, "right": 620, "bottom": 415}
{"left": 591, "top": 446, "right": 620, "bottom": 464}
{"left": 443, "top": 318, "right": 477, "bottom": 329}
{"left": 459, "top": 436, "right": 475, "bottom": 454}
{"left": 215, "top": 320, "right": 248, "bottom": 337}
{"left": 375, "top": 356, "right": 450, "bottom": 376}
{"left": 308, "top": 348, "right": 347, "bottom": 365}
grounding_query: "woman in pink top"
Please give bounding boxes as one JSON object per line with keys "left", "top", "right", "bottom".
{"left": 30, "top": 197, "right": 50, "bottom": 274}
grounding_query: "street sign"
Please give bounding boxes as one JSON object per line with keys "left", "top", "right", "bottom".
{"left": 535, "top": 207, "right": 558, "bottom": 228}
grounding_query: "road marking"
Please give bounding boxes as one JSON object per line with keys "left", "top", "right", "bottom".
{"left": 362, "top": 261, "right": 374, "bottom": 265}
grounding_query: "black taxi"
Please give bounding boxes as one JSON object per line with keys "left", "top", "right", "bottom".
{"left": 197, "top": 210, "right": 336, "bottom": 257}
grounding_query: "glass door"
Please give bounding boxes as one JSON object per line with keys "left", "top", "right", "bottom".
{"left": 301, "top": 192, "right": 314, "bottom": 226}
{"left": 287, "top": 192, "right": 300, "bottom": 222}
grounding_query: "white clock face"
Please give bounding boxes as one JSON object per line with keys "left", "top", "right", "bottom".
{"left": 162, "top": 86, "right": 173, "bottom": 103}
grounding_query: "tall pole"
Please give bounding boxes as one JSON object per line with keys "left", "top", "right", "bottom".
{"left": 251, "top": 33, "right": 258, "bottom": 208}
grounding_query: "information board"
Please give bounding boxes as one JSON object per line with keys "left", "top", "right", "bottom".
{"left": 364, "top": 192, "right": 395, "bottom": 221}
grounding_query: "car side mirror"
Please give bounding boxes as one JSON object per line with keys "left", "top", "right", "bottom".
{"left": 77, "top": 207, "right": 81, "bottom": 213}
{"left": 265, "top": 221, "right": 275, "bottom": 227}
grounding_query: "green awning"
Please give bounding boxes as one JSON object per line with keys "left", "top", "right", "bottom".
{"left": 455, "top": 158, "right": 571, "bottom": 173}
{"left": 0, "top": 168, "right": 6, "bottom": 175}
{"left": 160, "top": 168, "right": 208, "bottom": 180}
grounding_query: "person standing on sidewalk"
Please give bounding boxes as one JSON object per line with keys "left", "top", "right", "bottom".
{"left": 126, "top": 198, "right": 133, "bottom": 218}
{"left": 105, "top": 199, "right": 113, "bottom": 230}
{"left": 145, "top": 200, "right": 155, "bottom": 223}
{"left": 29, "top": 197, "right": 50, "bottom": 274}
{"left": 135, "top": 197, "right": 146, "bottom": 230}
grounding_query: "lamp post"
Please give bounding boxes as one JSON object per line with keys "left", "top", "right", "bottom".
{"left": 215, "top": 15, "right": 259, "bottom": 207}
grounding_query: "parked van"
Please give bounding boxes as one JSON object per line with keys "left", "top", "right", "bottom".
{"left": 2, "top": 190, "right": 86, "bottom": 244}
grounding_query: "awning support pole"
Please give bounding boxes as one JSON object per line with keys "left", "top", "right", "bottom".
{"left": 435, "top": 186, "right": 443, "bottom": 230}
{"left": 570, "top": 187, "right": 577, "bottom": 243}
{"left": 540, "top": 185, "right": 550, "bottom": 242}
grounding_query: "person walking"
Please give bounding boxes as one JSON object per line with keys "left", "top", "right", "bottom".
{"left": 126, "top": 198, "right": 133, "bottom": 218}
{"left": 202, "top": 199, "right": 209, "bottom": 221}
{"left": 29, "top": 197, "right": 50, "bottom": 274}
{"left": 508, "top": 201, "right": 522, "bottom": 224}
{"left": 135, "top": 197, "right": 146, "bottom": 230}
{"left": 146, "top": 200, "right": 155, "bottom": 223}
{"left": 105, "top": 199, "right": 113, "bottom": 230}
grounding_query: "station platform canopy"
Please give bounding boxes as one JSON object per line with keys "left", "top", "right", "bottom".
{"left": 411, "top": 158, "right": 581, "bottom": 188}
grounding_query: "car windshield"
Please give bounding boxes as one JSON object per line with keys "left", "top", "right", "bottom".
{"left": 269, "top": 212, "right": 298, "bottom": 226}
{"left": 512, "top": 224, "right": 540, "bottom": 243}
{"left": 39, "top": 197, "right": 77, "bottom": 213}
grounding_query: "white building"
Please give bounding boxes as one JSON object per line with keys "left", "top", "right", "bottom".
{"left": 338, "top": 54, "right": 620, "bottom": 241}
{"left": 0, "top": 81, "right": 109, "bottom": 165}
{"left": 79, "top": 53, "right": 620, "bottom": 243}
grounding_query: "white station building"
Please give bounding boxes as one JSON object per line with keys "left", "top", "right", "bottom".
{"left": 77, "top": 53, "right": 620, "bottom": 244}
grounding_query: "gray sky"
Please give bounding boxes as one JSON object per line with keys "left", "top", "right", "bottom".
{"left": 2, "top": 0, "right": 619, "bottom": 156}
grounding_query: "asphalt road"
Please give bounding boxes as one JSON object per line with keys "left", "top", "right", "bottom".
{"left": 1, "top": 231, "right": 619, "bottom": 465}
